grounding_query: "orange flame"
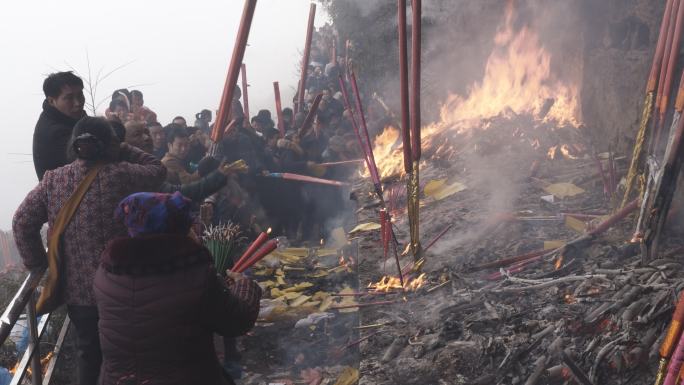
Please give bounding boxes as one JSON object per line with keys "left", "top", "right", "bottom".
{"left": 368, "top": 2, "right": 581, "bottom": 179}
{"left": 368, "top": 273, "right": 427, "bottom": 292}
{"left": 554, "top": 255, "right": 563, "bottom": 270}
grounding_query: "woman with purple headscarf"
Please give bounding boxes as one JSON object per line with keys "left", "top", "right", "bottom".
{"left": 93, "top": 192, "right": 262, "bottom": 385}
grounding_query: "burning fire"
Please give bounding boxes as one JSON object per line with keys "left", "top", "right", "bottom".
{"left": 9, "top": 351, "right": 53, "bottom": 377}
{"left": 369, "top": 1, "right": 581, "bottom": 179}
{"left": 368, "top": 273, "right": 427, "bottom": 292}
{"left": 554, "top": 255, "right": 563, "bottom": 270}
{"left": 338, "top": 254, "right": 356, "bottom": 268}
{"left": 547, "top": 144, "right": 579, "bottom": 160}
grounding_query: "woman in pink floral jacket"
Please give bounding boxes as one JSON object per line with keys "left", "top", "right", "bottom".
{"left": 12, "top": 117, "right": 166, "bottom": 385}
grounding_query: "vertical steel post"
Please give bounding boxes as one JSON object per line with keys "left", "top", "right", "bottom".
{"left": 27, "top": 295, "right": 41, "bottom": 385}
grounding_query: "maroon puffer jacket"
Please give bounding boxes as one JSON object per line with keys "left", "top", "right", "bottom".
{"left": 93, "top": 234, "right": 262, "bottom": 385}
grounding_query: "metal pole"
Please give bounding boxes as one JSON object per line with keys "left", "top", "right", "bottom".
{"left": 211, "top": 0, "right": 258, "bottom": 143}
{"left": 296, "top": 3, "right": 316, "bottom": 115}
{"left": 42, "top": 316, "right": 71, "bottom": 385}
{"left": 27, "top": 295, "right": 42, "bottom": 385}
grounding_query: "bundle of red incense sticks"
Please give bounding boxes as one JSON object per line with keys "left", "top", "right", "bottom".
{"left": 231, "top": 230, "right": 278, "bottom": 273}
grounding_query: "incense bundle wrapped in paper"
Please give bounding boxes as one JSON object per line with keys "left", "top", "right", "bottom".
{"left": 202, "top": 223, "right": 243, "bottom": 276}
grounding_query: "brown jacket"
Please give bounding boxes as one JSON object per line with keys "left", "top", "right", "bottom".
{"left": 161, "top": 153, "right": 199, "bottom": 185}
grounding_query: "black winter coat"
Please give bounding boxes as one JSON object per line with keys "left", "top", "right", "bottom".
{"left": 160, "top": 169, "right": 228, "bottom": 202}
{"left": 32, "top": 100, "right": 85, "bottom": 180}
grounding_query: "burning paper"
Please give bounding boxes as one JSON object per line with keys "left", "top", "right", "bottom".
{"left": 368, "top": 273, "right": 427, "bottom": 292}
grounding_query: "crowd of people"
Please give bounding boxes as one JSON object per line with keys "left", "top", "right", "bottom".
{"left": 8, "top": 22, "right": 399, "bottom": 384}
{"left": 9, "top": 27, "right": 386, "bottom": 384}
{"left": 95, "top": 64, "right": 364, "bottom": 243}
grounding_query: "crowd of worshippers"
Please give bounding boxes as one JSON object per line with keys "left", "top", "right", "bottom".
{"left": 97, "top": 77, "right": 367, "bottom": 242}
{"left": 10, "top": 64, "right": 390, "bottom": 385}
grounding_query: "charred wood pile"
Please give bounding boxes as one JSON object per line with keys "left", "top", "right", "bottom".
{"left": 352, "top": 123, "right": 684, "bottom": 385}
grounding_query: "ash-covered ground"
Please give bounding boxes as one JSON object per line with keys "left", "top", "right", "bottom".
{"left": 229, "top": 115, "right": 684, "bottom": 385}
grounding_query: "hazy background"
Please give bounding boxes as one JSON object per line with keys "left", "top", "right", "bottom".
{"left": 0, "top": 0, "right": 329, "bottom": 230}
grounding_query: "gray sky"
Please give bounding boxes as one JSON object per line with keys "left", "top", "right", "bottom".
{"left": 0, "top": 0, "right": 329, "bottom": 230}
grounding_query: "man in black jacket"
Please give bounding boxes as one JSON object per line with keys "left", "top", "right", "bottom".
{"left": 33, "top": 71, "right": 86, "bottom": 180}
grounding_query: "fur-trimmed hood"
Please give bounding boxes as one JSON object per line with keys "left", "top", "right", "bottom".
{"left": 101, "top": 234, "right": 212, "bottom": 276}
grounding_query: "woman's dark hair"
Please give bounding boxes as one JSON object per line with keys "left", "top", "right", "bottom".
{"left": 43, "top": 71, "right": 83, "bottom": 98}
{"left": 68, "top": 117, "right": 117, "bottom": 161}
{"left": 112, "top": 89, "right": 131, "bottom": 102}
{"left": 130, "top": 90, "right": 143, "bottom": 99}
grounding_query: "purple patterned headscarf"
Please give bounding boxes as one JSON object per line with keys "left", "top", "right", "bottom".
{"left": 116, "top": 192, "right": 193, "bottom": 237}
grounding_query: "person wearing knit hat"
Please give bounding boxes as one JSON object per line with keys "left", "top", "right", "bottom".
{"left": 115, "top": 191, "right": 193, "bottom": 237}
{"left": 94, "top": 191, "right": 262, "bottom": 385}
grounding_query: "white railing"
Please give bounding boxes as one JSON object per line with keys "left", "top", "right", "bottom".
{"left": 0, "top": 270, "right": 70, "bottom": 385}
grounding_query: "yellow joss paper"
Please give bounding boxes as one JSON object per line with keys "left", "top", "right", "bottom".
{"left": 258, "top": 280, "right": 276, "bottom": 290}
{"left": 290, "top": 295, "right": 311, "bottom": 307}
{"left": 543, "top": 183, "right": 585, "bottom": 199}
{"left": 424, "top": 179, "right": 446, "bottom": 195}
{"left": 283, "top": 282, "right": 314, "bottom": 293}
{"left": 335, "top": 287, "right": 359, "bottom": 313}
{"left": 319, "top": 296, "right": 334, "bottom": 312}
{"left": 334, "top": 367, "right": 360, "bottom": 385}
{"left": 349, "top": 222, "right": 382, "bottom": 234}
{"left": 312, "top": 291, "right": 330, "bottom": 301}
{"left": 254, "top": 268, "right": 273, "bottom": 276}
{"left": 544, "top": 240, "right": 565, "bottom": 250}
{"left": 424, "top": 179, "right": 467, "bottom": 201}
{"left": 564, "top": 215, "right": 586, "bottom": 233}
